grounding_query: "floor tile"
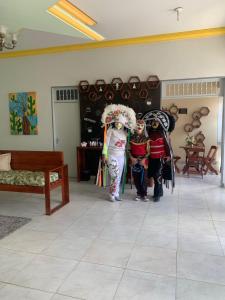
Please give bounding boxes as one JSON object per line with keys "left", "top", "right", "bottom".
{"left": 114, "top": 269, "right": 176, "bottom": 300}
{"left": 42, "top": 236, "right": 93, "bottom": 260}
{"left": 82, "top": 238, "right": 134, "bottom": 267}
{"left": 0, "top": 248, "right": 35, "bottom": 282}
{"left": 127, "top": 245, "right": 177, "bottom": 277}
{"left": 177, "top": 251, "right": 225, "bottom": 285}
{"left": 10, "top": 254, "right": 78, "bottom": 292}
{"left": 177, "top": 278, "right": 225, "bottom": 300}
{"left": 59, "top": 261, "right": 123, "bottom": 300}
{"left": 0, "top": 284, "right": 53, "bottom": 300}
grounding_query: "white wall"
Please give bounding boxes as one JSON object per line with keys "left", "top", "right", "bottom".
{"left": 0, "top": 36, "right": 225, "bottom": 152}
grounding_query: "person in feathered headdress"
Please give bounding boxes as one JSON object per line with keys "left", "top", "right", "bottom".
{"left": 142, "top": 110, "right": 175, "bottom": 202}
{"left": 101, "top": 104, "right": 136, "bottom": 202}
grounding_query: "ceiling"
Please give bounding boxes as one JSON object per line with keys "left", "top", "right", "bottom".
{"left": 0, "top": 0, "right": 225, "bottom": 51}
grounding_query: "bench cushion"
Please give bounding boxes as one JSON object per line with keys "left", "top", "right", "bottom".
{"left": 0, "top": 170, "right": 59, "bottom": 187}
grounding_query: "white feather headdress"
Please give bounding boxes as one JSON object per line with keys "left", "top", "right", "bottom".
{"left": 101, "top": 104, "right": 136, "bottom": 132}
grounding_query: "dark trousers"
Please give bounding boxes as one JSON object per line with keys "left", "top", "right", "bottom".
{"left": 132, "top": 167, "right": 148, "bottom": 197}
{"left": 148, "top": 158, "right": 163, "bottom": 198}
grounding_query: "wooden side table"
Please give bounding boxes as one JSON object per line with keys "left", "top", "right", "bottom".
{"left": 77, "top": 146, "right": 102, "bottom": 182}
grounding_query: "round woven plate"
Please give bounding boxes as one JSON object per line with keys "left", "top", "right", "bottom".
{"left": 184, "top": 123, "right": 193, "bottom": 132}
{"left": 200, "top": 107, "right": 210, "bottom": 116}
{"left": 192, "top": 111, "right": 201, "bottom": 120}
{"left": 192, "top": 119, "right": 201, "bottom": 128}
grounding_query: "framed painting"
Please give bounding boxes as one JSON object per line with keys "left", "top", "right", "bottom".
{"left": 9, "top": 92, "right": 38, "bottom": 135}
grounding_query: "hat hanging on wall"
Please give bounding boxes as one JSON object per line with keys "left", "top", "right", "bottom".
{"left": 147, "top": 75, "right": 160, "bottom": 89}
{"left": 94, "top": 79, "right": 106, "bottom": 93}
{"left": 128, "top": 76, "right": 141, "bottom": 90}
{"left": 111, "top": 77, "right": 124, "bottom": 91}
{"left": 79, "top": 80, "right": 90, "bottom": 93}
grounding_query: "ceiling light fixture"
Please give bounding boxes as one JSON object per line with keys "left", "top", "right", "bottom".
{"left": 57, "top": 0, "right": 96, "bottom": 26}
{"left": 47, "top": 0, "right": 104, "bottom": 41}
{"left": 0, "top": 25, "right": 18, "bottom": 51}
{"left": 174, "top": 7, "right": 184, "bottom": 21}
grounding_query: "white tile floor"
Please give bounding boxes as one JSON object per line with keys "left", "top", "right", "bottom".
{"left": 0, "top": 175, "right": 225, "bottom": 299}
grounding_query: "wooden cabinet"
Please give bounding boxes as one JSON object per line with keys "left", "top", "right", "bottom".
{"left": 77, "top": 146, "right": 102, "bottom": 182}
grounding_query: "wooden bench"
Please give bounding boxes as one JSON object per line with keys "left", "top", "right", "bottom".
{"left": 0, "top": 150, "right": 69, "bottom": 215}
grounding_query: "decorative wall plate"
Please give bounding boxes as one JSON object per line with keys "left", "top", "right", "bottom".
{"left": 169, "top": 104, "right": 178, "bottom": 114}
{"left": 192, "top": 119, "right": 201, "bottom": 128}
{"left": 128, "top": 76, "right": 141, "bottom": 90}
{"left": 195, "top": 131, "right": 205, "bottom": 142}
{"left": 94, "top": 79, "right": 106, "bottom": 93}
{"left": 192, "top": 111, "right": 201, "bottom": 120}
{"left": 79, "top": 80, "right": 90, "bottom": 93}
{"left": 184, "top": 123, "right": 194, "bottom": 132}
{"left": 200, "top": 106, "right": 210, "bottom": 116}
{"left": 146, "top": 75, "right": 160, "bottom": 89}
{"left": 111, "top": 77, "right": 123, "bottom": 91}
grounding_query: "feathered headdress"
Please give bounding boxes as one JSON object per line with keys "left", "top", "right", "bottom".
{"left": 101, "top": 104, "right": 136, "bottom": 132}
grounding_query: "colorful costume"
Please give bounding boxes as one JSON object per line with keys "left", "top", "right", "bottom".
{"left": 101, "top": 104, "right": 136, "bottom": 202}
{"left": 129, "top": 120, "right": 150, "bottom": 201}
{"left": 142, "top": 110, "right": 175, "bottom": 202}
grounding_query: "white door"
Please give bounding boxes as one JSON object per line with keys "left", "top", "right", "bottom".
{"left": 52, "top": 90, "right": 80, "bottom": 178}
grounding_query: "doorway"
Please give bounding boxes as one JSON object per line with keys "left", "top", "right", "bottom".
{"left": 51, "top": 86, "right": 80, "bottom": 178}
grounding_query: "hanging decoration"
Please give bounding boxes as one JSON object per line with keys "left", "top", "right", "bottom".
{"left": 79, "top": 80, "right": 90, "bottom": 93}
{"left": 111, "top": 77, "right": 124, "bottom": 91}
{"left": 128, "top": 76, "right": 141, "bottom": 90}
{"left": 94, "top": 79, "right": 106, "bottom": 93}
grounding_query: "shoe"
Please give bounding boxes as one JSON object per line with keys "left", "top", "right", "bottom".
{"left": 134, "top": 195, "right": 141, "bottom": 201}
{"left": 115, "top": 196, "right": 122, "bottom": 201}
{"left": 142, "top": 196, "right": 149, "bottom": 202}
{"left": 109, "top": 195, "right": 115, "bottom": 202}
{"left": 153, "top": 196, "right": 160, "bottom": 202}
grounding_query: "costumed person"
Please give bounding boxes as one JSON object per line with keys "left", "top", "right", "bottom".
{"left": 101, "top": 104, "right": 136, "bottom": 202}
{"left": 142, "top": 110, "right": 175, "bottom": 202}
{"left": 129, "top": 119, "right": 150, "bottom": 201}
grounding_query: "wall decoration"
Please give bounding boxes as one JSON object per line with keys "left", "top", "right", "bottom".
{"left": 121, "top": 85, "right": 131, "bottom": 100}
{"left": 104, "top": 89, "right": 115, "bottom": 102}
{"left": 139, "top": 88, "right": 149, "bottom": 99}
{"left": 94, "top": 79, "right": 106, "bottom": 93}
{"left": 184, "top": 123, "right": 194, "bottom": 133}
{"left": 79, "top": 80, "right": 90, "bottom": 93}
{"left": 200, "top": 106, "right": 210, "bottom": 116}
{"left": 147, "top": 75, "right": 160, "bottom": 89}
{"left": 184, "top": 106, "right": 210, "bottom": 134}
{"left": 195, "top": 131, "right": 205, "bottom": 147}
{"left": 162, "top": 103, "right": 179, "bottom": 122}
{"left": 128, "top": 76, "right": 141, "bottom": 90}
{"left": 111, "top": 77, "right": 123, "bottom": 91}
{"left": 79, "top": 75, "right": 161, "bottom": 142}
{"left": 9, "top": 92, "right": 38, "bottom": 135}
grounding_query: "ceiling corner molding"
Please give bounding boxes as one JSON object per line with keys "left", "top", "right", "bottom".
{"left": 0, "top": 27, "right": 225, "bottom": 59}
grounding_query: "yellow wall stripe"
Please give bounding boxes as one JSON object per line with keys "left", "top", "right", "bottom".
{"left": 0, "top": 27, "right": 225, "bottom": 59}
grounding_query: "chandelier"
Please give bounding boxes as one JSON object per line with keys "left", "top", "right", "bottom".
{"left": 0, "top": 25, "right": 18, "bottom": 51}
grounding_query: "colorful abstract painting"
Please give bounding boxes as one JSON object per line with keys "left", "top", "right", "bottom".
{"left": 9, "top": 92, "right": 38, "bottom": 135}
